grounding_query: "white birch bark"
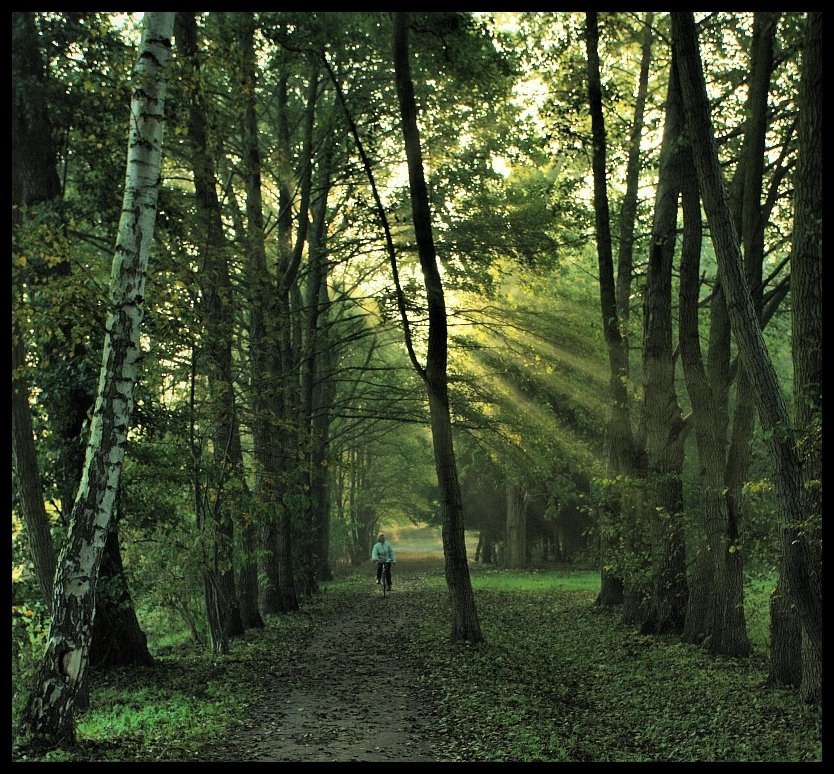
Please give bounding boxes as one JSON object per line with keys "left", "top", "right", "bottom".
{"left": 17, "top": 12, "right": 175, "bottom": 750}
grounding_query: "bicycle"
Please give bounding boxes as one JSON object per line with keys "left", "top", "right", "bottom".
{"left": 376, "top": 560, "right": 392, "bottom": 598}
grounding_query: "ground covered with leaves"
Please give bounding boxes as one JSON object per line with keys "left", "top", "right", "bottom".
{"left": 14, "top": 557, "right": 822, "bottom": 762}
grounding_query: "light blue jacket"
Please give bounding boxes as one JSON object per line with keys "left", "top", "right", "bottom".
{"left": 371, "top": 540, "right": 395, "bottom": 563}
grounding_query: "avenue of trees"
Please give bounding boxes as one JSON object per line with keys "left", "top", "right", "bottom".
{"left": 12, "top": 10, "right": 821, "bottom": 752}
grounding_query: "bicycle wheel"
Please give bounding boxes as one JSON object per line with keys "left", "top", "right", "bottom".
{"left": 381, "top": 568, "right": 387, "bottom": 598}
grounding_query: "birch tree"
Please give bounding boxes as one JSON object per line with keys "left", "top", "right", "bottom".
{"left": 16, "top": 12, "right": 175, "bottom": 751}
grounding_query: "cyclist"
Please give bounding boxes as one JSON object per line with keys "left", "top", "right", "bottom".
{"left": 371, "top": 533, "right": 396, "bottom": 589}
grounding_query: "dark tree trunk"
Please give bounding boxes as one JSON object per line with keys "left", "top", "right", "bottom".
{"left": 607, "top": 17, "right": 653, "bottom": 616}
{"left": 12, "top": 337, "right": 57, "bottom": 610}
{"left": 724, "top": 12, "right": 778, "bottom": 529}
{"left": 675, "top": 54, "right": 751, "bottom": 656}
{"left": 11, "top": 11, "right": 63, "bottom": 610}
{"left": 259, "top": 519, "right": 285, "bottom": 614}
{"left": 767, "top": 578, "right": 802, "bottom": 687}
{"left": 233, "top": 12, "right": 285, "bottom": 616}
{"left": 176, "top": 11, "right": 248, "bottom": 649}
{"left": 12, "top": 12, "right": 61, "bottom": 209}
{"left": 708, "top": 8, "right": 785, "bottom": 666}
{"left": 678, "top": 15, "right": 778, "bottom": 657}
{"left": 585, "top": 11, "right": 639, "bottom": 608}
{"left": 393, "top": 12, "right": 483, "bottom": 643}
{"left": 672, "top": 12, "right": 821, "bottom": 674}
{"left": 639, "top": 38, "right": 689, "bottom": 635}
{"left": 89, "top": 524, "right": 154, "bottom": 668}
{"left": 273, "top": 69, "right": 304, "bottom": 607}
{"left": 310, "top": 358, "right": 335, "bottom": 583}
{"left": 476, "top": 522, "right": 501, "bottom": 565}
{"left": 275, "top": 63, "right": 320, "bottom": 603}
{"left": 615, "top": 11, "right": 653, "bottom": 330}
{"left": 723, "top": 15, "right": 779, "bottom": 649}
{"left": 780, "top": 11, "right": 822, "bottom": 704}
{"left": 303, "top": 142, "right": 336, "bottom": 583}
{"left": 681, "top": 547, "right": 714, "bottom": 645}
{"left": 505, "top": 483, "right": 527, "bottom": 569}
{"left": 237, "top": 518, "right": 264, "bottom": 629}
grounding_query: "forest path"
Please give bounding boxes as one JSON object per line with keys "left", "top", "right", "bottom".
{"left": 232, "top": 557, "right": 449, "bottom": 762}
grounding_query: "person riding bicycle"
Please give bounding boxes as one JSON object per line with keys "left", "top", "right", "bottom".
{"left": 371, "top": 533, "right": 396, "bottom": 589}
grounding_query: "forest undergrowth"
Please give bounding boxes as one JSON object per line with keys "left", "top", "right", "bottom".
{"left": 12, "top": 557, "right": 822, "bottom": 763}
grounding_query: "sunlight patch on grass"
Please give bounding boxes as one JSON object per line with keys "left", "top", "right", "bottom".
{"left": 380, "top": 524, "right": 481, "bottom": 561}
{"left": 384, "top": 524, "right": 444, "bottom": 556}
{"left": 469, "top": 567, "right": 600, "bottom": 594}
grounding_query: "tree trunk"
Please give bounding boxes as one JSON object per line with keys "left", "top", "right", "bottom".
{"left": 681, "top": 547, "right": 714, "bottom": 645}
{"left": 723, "top": 15, "right": 779, "bottom": 654}
{"left": 393, "top": 11, "right": 483, "bottom": 644}
{"left": 723, "top": 12, "right": 778, "bottom": 525}
{"left": 767, "top": 578, "right": 802, "bottom": 687}
{"left": 505, "top": 483, "right": 527, "bottom": 569}
{"left": 11, "top": 11, "right": 63, "bottom": 611}
{"left": 599, "top": 17, "right": 656, "bottom": 620}
{"left": 672, "top": 12, "right": 821, "bottom": 674}
{"left": 781, "top": 11, "right": 822, "bottom": 704}
{"left": 615, "top": 12, "right": 653, "bottom": 330}
{"left": 303, "top": 139, "right": 336, "bottom": 583}
{"left": 585, "top": 11, "right": 637, "bottom": 607}
{"left": 232, "top": 12, "right": 284, "bottom": 615}
{"left": 639, "top": 35, "right": 688, "bottom": 635}
{"left": 89, "top": 523, "right": 154, "bottom": 668}
{"left": 713, "top": 13, "right": 778, "bottom": 656}
{"left": 12, "top": 337, "right": 58, "bottom": 610}
{"left": 15, "top": 12, "right": 175, "bottom": 751}
{"left": 274, "top": 62, "right": 320, "bottom": 604}
{"left": 679, "top": 15, "right": 778, "bottom": 657}
{"left": 676, "top": 53, "right": 751, "bottom": 656}
{"left": 12, "top": 12, "right": 61, "bottom": 209}
{"left": 176, "top": 11, "right": 249, "bottom": 646}
{"left": 15, "top": 11, "right": 97, "bottom": 531}
{"left": 14, "top": 10, "right": 153, "bottom": 672}
{"left": 236, "top": 517, "right": 264, "bottom": 629}
{"left": 273, "top": 68, "right": 303, "bottom": 607}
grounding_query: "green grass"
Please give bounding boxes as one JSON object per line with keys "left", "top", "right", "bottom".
{"left": 744, "top": 571, "right": 778, "bottom": 653}
{"left": 77, "top": 686, "right": 227, "bottom": 746}
{"left": 468, "top": 565, "right": 599, "bottom": 593}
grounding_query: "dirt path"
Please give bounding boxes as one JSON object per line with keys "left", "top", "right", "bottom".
{"left": 234, "top": 560, "right": 448, "bottom": 762}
